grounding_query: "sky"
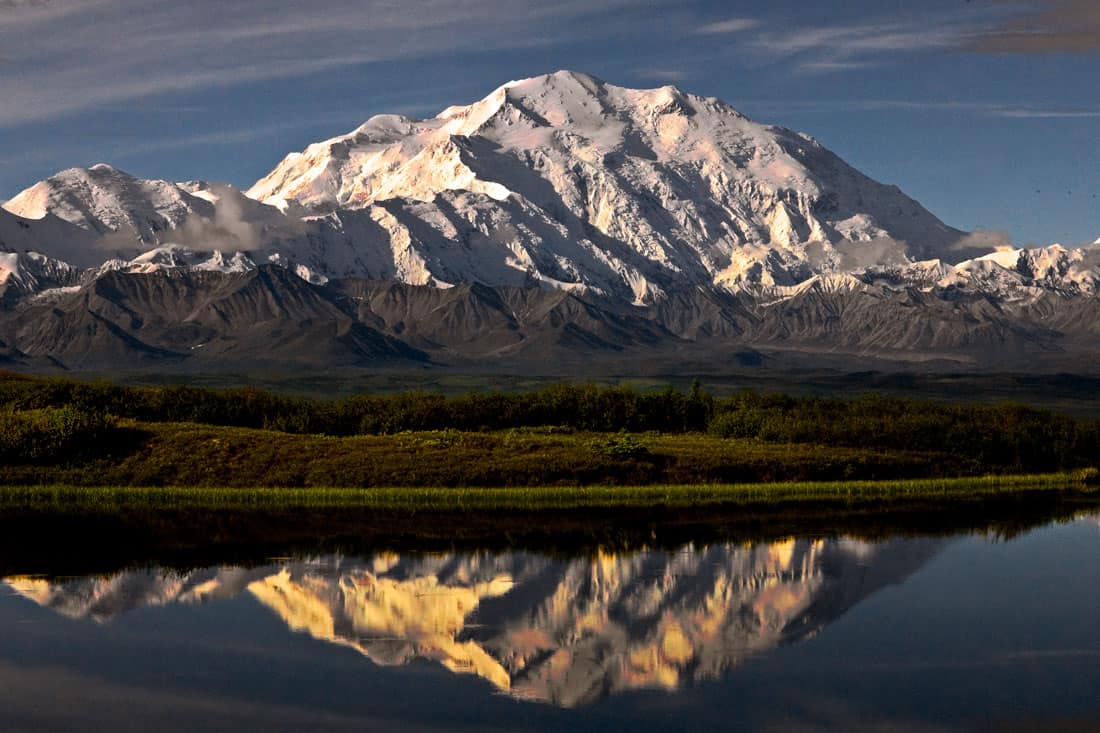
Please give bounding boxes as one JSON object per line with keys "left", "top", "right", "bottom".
{"left": 0, "top": 0, "right": 1098, "bottom": 246}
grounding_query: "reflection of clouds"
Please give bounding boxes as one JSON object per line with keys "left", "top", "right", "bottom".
{"left": 5, "top": 537, "right": 941, "bottom": 707}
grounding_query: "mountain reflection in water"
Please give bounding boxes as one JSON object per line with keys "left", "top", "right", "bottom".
{"left": 5, "top": 537, "right": 942, "bottom": 708}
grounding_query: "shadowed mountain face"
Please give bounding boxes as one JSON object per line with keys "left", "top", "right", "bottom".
{"left": 4, "top": 537, "right": 942, "bottom": 708}
{"left": 0, "top": 267, "right": 426, "bottom": 369}
{"left": 4, "top": 264, "right": 1100, "bottom": 370}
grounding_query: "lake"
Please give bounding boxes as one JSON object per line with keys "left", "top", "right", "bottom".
{"left": 1, "top": 509, "right": 1098, "bottom": 731}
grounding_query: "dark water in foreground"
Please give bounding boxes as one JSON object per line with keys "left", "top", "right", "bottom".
{"left": 1, "top": 513, "right": 1098, "bottom": 732}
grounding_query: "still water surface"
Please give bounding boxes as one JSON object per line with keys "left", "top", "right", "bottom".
{"left": 1, "top": 512, "right": 1098, "bottom": 731}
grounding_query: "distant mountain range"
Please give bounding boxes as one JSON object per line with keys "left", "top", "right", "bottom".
{"left": 2, "top": 71, "right": 1099, "bottom": 372}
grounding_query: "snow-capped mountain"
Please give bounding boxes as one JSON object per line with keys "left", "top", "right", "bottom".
{"left": 4, "top": 164, "right": 219, "bottom": 248}
{"left": 5, "top": 71, "right": 1096, "bottom": 305}
{"left": 0, "top": 250, "right": 81, "bottom": 303}
{"left": 4, "top": 71, "right": 973, "bottom": 303}
{"left": 945, "top": 245, "right": 1100, "bottom": 296}
{"left": 249, "top": 70, "right": 965, "bottom": 301}
{"left": 1, "top": 165, "right": 309, "bottom": 264}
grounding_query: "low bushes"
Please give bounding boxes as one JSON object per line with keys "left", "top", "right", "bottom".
{"left": 0, "top": 375, "right": 715, "bottom": 436}
{"left": 0, "top": 425, "right": 940, "bottom": 487}
{"left": 0, "top": 407, "right": 116, "bottom": 464}
{"left": 706, "top": 393, "right": 1100, "bottom": 473}
{"left": 1, "top": 372, "right": 1098, "bottom": 477}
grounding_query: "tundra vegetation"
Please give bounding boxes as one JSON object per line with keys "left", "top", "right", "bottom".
{"left": 0, "top": 373, "right": 1097, "bottom": 506}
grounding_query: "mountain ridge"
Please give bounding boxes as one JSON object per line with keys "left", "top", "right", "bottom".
{"left": 3, "top": 263, "right": 1098, "bottom": 371}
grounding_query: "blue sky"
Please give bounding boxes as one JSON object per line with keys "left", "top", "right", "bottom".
{"left": 1, "top": 0, "right": 1098, "bottom": 245}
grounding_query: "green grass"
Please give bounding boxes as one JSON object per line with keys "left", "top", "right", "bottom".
{"left": 1, "top": 472, "right": 1094, "bottom": 513}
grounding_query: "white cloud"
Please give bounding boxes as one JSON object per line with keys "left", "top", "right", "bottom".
{"left": 695, "top": 18, "right": 758, "bottom": 35}
{"left": 635, "top": 68, "right": 689, "bottom": 82}
{"left": 798, "top": 60, "right": 875, "bottom": 73}
{"left": 741, "top": 98, "right": 1100, "bottom": 120}
{"left": 754, "top": 20, "right": 965, "bottom": 72}
{"left": 995, "top": 107, "right": 1100, "bottom": 119}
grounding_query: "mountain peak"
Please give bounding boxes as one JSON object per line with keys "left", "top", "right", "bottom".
{"left": 4, "top": 163, "right": 213, "bottom": 245}
{"left": 244, "top": 71, "right": 967, "bottom": 299}
{"left": 499, "top": 69, "right": 608, "bottom": 97}
{"left": 50, "top": 163, "right": 136, "bottom": 184}
{"left": 505, "top": 69, "right": 604, "bottom": 86}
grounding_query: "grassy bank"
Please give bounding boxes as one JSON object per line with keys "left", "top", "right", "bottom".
{"left": 4, "top": 374, "right": 1100, "bottom": 490}
{"left": 2, "top": 472, "right": 1095, "bottom": 513}
{"left": 0, "top": 421, "right": 970, "bottom": 487}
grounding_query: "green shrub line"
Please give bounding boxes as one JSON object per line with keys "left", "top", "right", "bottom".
{"left": 3, "top": 373, "right": 1099, "bottom": 476}
{"left": 4, "top": 373, "right": 1100, "bottom": 490}
{"left": 1, "top": 472, "right": 1094, "bottom": 513}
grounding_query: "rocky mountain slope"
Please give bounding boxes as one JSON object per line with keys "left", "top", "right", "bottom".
{"left": 0, "top": 267, "right": 423, "bottom": 369}
{"left": 4, "top": 263, "right": 1100, "bottom": 370}
{"left": 4, "top": 538, "right": 942, "bottom": 707}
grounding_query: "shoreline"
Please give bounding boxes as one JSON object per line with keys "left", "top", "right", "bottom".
{"left": 2, "top": 479, "right": 1100, "bottom": 576}
{"left": 2, "top": 472, "right": 1096, "bottom": 513}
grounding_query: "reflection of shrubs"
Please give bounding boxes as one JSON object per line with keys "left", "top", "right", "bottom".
{"left": 0, "top": 407, "right": 116, "bottom": 464}
{"left": 591, "top": 435, "right": 652, "bottom": 461}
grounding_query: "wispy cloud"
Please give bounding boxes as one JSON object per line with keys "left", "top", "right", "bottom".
{"left": 866, "top": 100, "right": 1100, "bottom": 119}
{"left": 112, "top": 120, "right": 334, "bottom": 158}
{"left": 695, "top": 18, "right": 758, "bottom": 35}
{"left": 635, "top": 68, "right": 689, "bottom": 82}
{"left": 967, "top": 0, "right": 1100, "bottom": 53}
{"left": 10, "top": 54, "right": 382, "bottom": 127}
{"left": 744, "top": 97, "right": 1100, "bottom": 119}
{"left": 995, "top": 106, "right": 1100, "bottom": 118}
{"left": 0, "top": 0, "right": 646, "bottom": 127}
{"left": 798, "top": 60, "right": 875, "bottom": 73}
{"left": 753, "top": 19, "right": 967, "bottom": 73}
